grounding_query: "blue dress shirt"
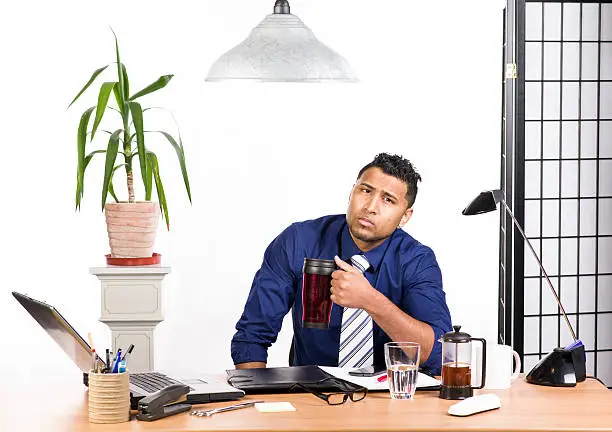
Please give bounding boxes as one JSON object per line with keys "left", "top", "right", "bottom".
{"left": 231, "top": 214, "right": 452, "bottom": 374}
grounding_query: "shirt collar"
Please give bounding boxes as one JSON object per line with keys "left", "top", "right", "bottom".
{"left": 340, "top": 222, "right": 394, "bottom": 273}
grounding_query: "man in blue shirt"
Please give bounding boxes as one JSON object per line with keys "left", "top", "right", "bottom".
{"left": 231, "top": 153, "right": 452, "bottom": 374}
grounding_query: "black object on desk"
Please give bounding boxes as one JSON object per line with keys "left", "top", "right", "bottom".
{"left": 227, "top": 365, "right": 342, "bottom": 394}
{"left": 525, "top": 342, "right": 586, "bottom": 386}
{"left": 348, "top": 365, "right": 386, "bottom": 377}
{"left": 136, "top": 384, "right": 192, "bottom": 421}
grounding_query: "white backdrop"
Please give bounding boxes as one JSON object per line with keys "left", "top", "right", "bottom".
{"left": 0, "top": 0, "right": 503, "bottom": 379}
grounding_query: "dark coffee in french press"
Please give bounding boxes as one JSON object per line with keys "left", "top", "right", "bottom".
{"left": 439, "top": 325, "right": 487, "bottom": 400}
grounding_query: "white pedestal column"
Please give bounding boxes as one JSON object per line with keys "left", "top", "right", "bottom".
{"left": 89, "top": 265, "right": 170, "bottom": 372}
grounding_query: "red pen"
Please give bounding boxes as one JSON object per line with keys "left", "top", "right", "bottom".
{"left": 377, "top": 374, "right": 388, "bottom": 382}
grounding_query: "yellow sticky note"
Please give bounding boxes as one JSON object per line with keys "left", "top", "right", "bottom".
{"left": 255, "top": 402, "right": 296, "bottom": 413}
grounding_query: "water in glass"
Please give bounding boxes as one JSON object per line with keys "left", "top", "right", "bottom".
{"left": 387, "top": 364, "right": 418, "bottom": 399}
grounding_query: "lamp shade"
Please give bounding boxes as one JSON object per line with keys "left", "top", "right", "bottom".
{"left": 206, "top": 9, "right": 358, "bottom": 82}
{"left": 461, "top": 190, "right": 503, "bottom": 215}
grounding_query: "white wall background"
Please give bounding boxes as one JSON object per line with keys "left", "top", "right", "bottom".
{"left": 0, "top": 0, "right": 503, "bottom": 379}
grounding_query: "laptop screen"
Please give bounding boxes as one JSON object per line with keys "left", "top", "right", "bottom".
{"left": 12, "top": 291, "right": 102, "bottom": 372}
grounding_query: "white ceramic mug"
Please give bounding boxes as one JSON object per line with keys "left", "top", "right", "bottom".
{"left": 471, "top": 343, "right": 521, "bottom": 389}
{"left": 484, "top": 344, "right": 521, "bottom": 389}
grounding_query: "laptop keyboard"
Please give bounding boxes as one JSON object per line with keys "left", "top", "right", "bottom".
{"left": 129, "top": 372, "right": 191, "bottom": 394}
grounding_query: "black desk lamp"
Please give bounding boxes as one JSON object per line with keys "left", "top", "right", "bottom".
{"left": 462, "top": 190, "right": 586, "bottom": 387}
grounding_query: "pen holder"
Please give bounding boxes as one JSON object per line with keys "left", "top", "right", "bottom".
{"left": 88, "top": 371, "right": 130, "bottom": 424}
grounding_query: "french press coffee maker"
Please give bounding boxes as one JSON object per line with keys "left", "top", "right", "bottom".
{"left": 439, "top": 325, "right": 487, "bottom": 400}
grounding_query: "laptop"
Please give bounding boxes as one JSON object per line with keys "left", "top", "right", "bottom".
{"left": 12, "top": 291, "right": 244, "bottom": 407}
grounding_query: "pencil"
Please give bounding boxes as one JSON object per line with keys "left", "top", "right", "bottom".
{"left": 87, "top": 332, "right": 96, "bottom": 351}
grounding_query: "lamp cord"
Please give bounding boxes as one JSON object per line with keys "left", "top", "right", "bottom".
{"left": 501, "top": 200, "right": 578, "bottom": 341}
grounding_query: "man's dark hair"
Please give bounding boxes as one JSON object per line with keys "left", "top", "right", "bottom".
{"left": 357, "top": 153, "right": 422, "bottom": 208}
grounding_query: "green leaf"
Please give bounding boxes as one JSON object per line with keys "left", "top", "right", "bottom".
{"left": 144, "top": 152, "right": 153, "bottom": 201}
{"left": 112, "top": 63, "right": 130, "bottom": 114}
{"left": 128, "top": 101, "right": 150, "bottom": 198}
{"left": 112, "top": 163, "right": 126, "bottom": 172}
{"left": 84, "top": 149, "right": 107, "bottom": 170}
{"left": 76, "top": 149, "right": 107, "bottom": 210}
{"left": 91, "top": 82, "right": 117, "bottom": 140}
{"left": 156, "top": 131, "right": 192, "bottom": 203}
{"left": 75, "top": 106, "right": 95, "bottom": 210}
{"left": 112, "top": 83, "right": 124, "bottom": 114}
{"left": 147, "top": 151, "right": 169, "bottom": 230}
{"left": 121, "top": 63, "right": 130, "bottom": 100}
{"left": 129, "top": 75, "right": 173, "bottom": 101}
{"left": 108, "top": 163, "right": 127, "bottom": 203}
{"left": 111, "top": 29, "right": 125, "bottom": 104}
{"left": 108, "top": 180, "right": 119, "bottom": 203}
{"left": 76, "top": 170, "right": 85, "bottom": 210}
{"left": 101, "top": 129, "right": 123, "bottom": 210}
{"left": 100, "top": 130, "right": 124, "bottom": 141}
{"left": 68, "top": 65, "right": 109, "bottom": 108}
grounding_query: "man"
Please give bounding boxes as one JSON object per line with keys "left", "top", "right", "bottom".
{"left": 231, "top": 153, "right": 452, "bottom": 374}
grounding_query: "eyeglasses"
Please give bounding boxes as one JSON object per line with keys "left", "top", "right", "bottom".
{"left": 289, "top": 377, "right": 367, "bottom": 406}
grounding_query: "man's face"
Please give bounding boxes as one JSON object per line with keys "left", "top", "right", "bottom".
{"left": 346, "top": 167, "right": 413, "bottom": 252}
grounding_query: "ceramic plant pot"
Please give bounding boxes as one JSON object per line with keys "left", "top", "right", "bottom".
{"left": 104, "top": 202, "right": 160, "bottom": 258}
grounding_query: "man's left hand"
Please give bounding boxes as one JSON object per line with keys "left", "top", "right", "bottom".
{"left": 330, "top": 255, "right": 378, "bottom": 309}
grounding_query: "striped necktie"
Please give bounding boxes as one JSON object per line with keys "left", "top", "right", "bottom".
{"left": 338, "top": 255, "right": 374, "bottom": 368}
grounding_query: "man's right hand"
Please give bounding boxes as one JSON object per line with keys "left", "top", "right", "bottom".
{"left": 235, "top": 362, "right": 266, "bottom": 369}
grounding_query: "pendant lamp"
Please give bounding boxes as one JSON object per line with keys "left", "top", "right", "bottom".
{"left": 206, "top": 0, "right": 358, "bottom": 82}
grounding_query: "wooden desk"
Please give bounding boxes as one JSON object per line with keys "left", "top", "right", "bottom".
{"left": 2, "top": 373, "right": 611, "bottom": 431}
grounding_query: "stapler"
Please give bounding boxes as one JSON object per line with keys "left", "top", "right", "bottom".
{"left": 136, "top": 383, "right": 192, "bottom": 421}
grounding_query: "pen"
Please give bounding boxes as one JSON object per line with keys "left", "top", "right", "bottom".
{"left": 105, "top": 349, "right": 110, "bottom": 373}
{"left": 122, "top": 344, "right": 135, "bottom": 366}
{"left": 91, "top": 349, "right": 97, "bottom": 373}
{"left": 190, "top": 400, "right": 265, "bottom": 417}
{"left": 377, "top": 374, "right": 388, "bottom": 383}
{"left": 112, "top": 349, "right": 122, "bottom": 373}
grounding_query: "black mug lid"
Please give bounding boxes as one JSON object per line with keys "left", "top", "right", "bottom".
{"left": 303, "top": 258, "right": 336, "bottom": 275}
{"left": 303, "top": 258, "right": 335, "bottom": 267}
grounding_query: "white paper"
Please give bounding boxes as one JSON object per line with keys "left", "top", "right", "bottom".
{"left": 255, "top": 402, "right": 296, "bottom": 413}
{"left": 320, "top": 366, "right": 441, "bottom": 391}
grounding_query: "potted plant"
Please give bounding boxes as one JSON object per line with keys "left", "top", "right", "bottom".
{"left": 69, "top": 32, "right": 191, "bottom": 260}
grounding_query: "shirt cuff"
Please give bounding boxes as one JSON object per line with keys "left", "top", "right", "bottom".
{"left": 422, "top": 326, "right": 444, "bottom": 375}
{"left": 231, "top": 341, "right": 269, "bottom": 365}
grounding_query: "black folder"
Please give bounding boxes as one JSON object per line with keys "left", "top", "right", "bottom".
{"left": 226, "top": 365, "right": 348, "bottom": 394}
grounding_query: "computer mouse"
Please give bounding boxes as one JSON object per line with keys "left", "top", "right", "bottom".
{"left": 447, "top": 394, "right": 502, "bottom": 417}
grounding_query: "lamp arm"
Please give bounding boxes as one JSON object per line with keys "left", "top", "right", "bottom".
{"left": 500, "top": 200, "right": 578, "bottom": 342}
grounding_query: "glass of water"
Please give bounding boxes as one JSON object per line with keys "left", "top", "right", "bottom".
{"left": 384, "top": 342, "right": 420, "bottom": 400}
